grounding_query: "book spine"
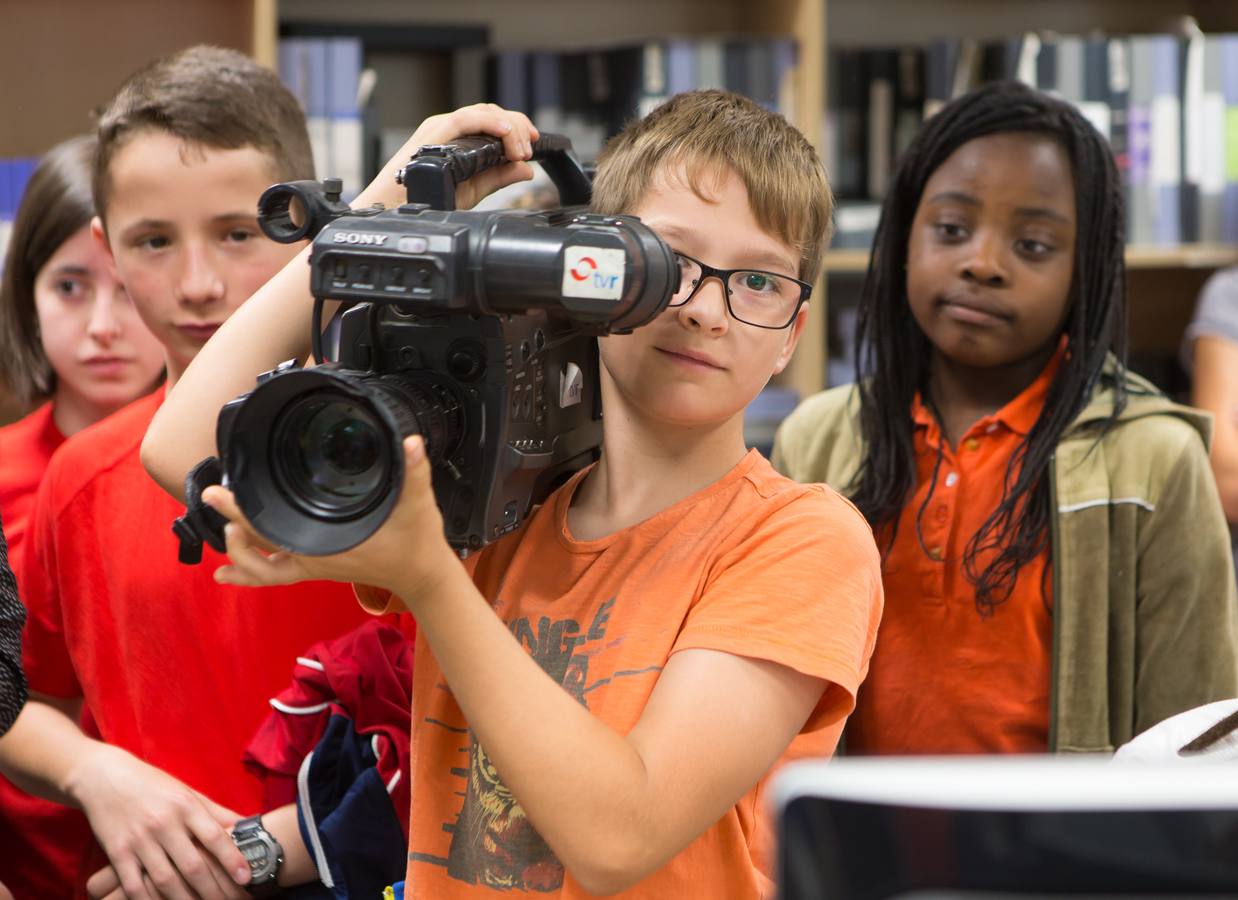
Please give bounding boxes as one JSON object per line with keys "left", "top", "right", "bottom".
{"left": 306, "top": 38, "right": 332, "bottom": 181}
{"left": 666, "top": 39, "right": 697, "bottom": 97}
{"left": 1199, "top": 35, "right": 1226, "bottom": 244}
{"left": 1180, "top": 29, "right": 1204, "bottom": 243}
{"left": 696, "top": 38, "right": 725, "bottom": 91}
{"left": 1150, "top": 35, "right": 1182, "bottom": 247}
{"left": 866, "top": 49, "right": 895, "bottom": 199}
{"left": 1107, "top": 37, "right": 1132, "bottom": 204}
{"left": 1127, "top": 37, "right": 1155, "bottom": 247}
{"left": 1220, "top": 36, "right": 1238, "bottom": 243}
{"left": 638, "top": 40, "right": 669, "bottom": 117}
{"left": 328, "top": 37, "right": 364, "bottom": 199}
{"left": 1081, "top": 35, "right": 1113, "bottom": 143}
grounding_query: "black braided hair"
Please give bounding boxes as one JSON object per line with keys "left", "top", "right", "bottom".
{"left": 849, "top": 79, "right": 1128, "bottom": 616}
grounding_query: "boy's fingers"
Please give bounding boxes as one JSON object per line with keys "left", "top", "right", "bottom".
{"left": 197, "top": 795, "right": 242, "bottom": 832}
{"left": 203, "top": 487, "right": 280, "bottom": 554}
{"left": 185, "top": 804, "right": 250, "bottom": 887}
{"left": 159, "top": 801, "right": 248, "bottom": 898}
{"left": 130, "top": 844, "right": 192, "bottom": 900}
{"left": 112, "top": 855, "right": 156, "bottom": 900}
{"left": 217, "top": 525, "right": 297, "bottom": 587}
{"left": 402, "top": 435, "right": 432, "bottom": 495}
{"left": 460, "top": 162, "right": 535, "bottom": 210}
{"left": 86, "top": 865, "right": 119, "bottom": 898}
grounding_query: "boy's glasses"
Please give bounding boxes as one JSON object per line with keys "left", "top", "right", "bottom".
{"left": 669, "top": 252, "right": 811, "bottom": 330}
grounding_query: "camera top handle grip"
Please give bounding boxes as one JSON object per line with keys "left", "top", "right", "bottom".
{"left": 399, "top": 133, "right": 592, "bottom": 211}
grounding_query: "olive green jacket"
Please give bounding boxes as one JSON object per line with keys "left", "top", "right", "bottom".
{"left": 771, "top": 363, "right": 1238, "bottom": 752}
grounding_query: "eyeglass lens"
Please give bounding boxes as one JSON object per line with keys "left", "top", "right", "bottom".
{"left": 672, "top": 256, "right": 800, "bottom": 328}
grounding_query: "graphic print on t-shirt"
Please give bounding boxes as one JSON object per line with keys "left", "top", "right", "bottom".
{"left": 413, "top": 596, "right": 662, "bottom": 890}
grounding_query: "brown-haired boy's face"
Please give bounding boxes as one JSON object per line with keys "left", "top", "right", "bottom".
{"left": 597, "top": 164, "right": 807, "bottom": 432}
{"left": 97, "top": 130, "right": 297, "bottom": 383}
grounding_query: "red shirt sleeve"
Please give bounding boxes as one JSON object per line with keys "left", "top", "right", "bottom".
{"left": 20, "top": 462, "right": 81, "bottom": 699}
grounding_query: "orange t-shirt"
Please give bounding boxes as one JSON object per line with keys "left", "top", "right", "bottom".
{"left": 847, "top": 353, "right": 1061, "bottom": 756}
{"left": 363, "top": 450, "right": 882, "bottom": 898}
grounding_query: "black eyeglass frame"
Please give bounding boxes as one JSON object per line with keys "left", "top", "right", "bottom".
{"left": 668, "top": 251, "right": 812, "bottom": 330}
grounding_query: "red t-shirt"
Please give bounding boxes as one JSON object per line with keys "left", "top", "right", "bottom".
{"left": 361, "top": 450, "right": 884, "bottom": 898}
{"left": 0, "top": 401, "right": 94, "bottom": 899}
{"left": 847, "top": 351, "right": 1061, "bottom": 755}
{"left": 20, "top": 390, "right": 376, "bottom": 889}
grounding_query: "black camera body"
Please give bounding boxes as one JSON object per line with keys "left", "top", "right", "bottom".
{"left": 175, "top": 135, "right": 677, "bottom": 560}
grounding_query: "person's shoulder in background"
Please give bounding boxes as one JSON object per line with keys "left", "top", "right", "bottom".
{"left": 1182, "top": 266, "right": 1238, "bottom": 373}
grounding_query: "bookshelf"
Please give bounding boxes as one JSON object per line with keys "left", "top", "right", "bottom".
{"left": 25, "top": 1, "right": 1238, "bottom": 399}
{"left": 822, "top": 0, "right": 1238, "bottom": 396}
{"left": 270, "top": 0, "right": 828, "bottom": 398}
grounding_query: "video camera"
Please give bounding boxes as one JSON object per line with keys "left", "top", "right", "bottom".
{"left": 173, "top": 134, "right": 678, "bottom": 562}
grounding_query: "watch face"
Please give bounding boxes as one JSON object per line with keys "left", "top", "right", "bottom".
{"left": 237, "top": 836, "right": 277, "bottom": 880}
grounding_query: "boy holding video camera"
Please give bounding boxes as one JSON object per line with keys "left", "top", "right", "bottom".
{"left": 0, "top": 46, "right": 398, "bottom": 898}
{"left": 145, "top": 90, "right": 883, "bottom": 897}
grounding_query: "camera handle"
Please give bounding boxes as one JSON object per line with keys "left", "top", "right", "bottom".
{"left": 171, "top": 456, "right": 229, "bottom": 565}
{"left": 397, "top": 133, "right": 592, "bottom": 211}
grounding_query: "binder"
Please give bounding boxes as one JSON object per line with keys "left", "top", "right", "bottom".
{"left": 328, "top": 37, "right": 364, "bottom": 199}
{"left": 306, "top": 38, "right": 332, "bottom": 181}
{"left": 1198, "top": 35, "right": 1226, "bottom": 244}
{"left": 1221, "top": 35, "right": 1238, "bottom": 243}
{"left": 1127, "top": 36, "right": 1155, "bottom": 247}
{"left": 1149, "top": 35, "right": 1182, "bottom": 246}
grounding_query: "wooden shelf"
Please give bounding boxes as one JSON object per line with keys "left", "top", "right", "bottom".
{"left": 823, "top": 245, "right": 1238, "bottom": 274}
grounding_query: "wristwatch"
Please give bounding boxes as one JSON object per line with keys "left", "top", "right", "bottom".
{"left": 230, "top": 815, "right": 284, "bottom": 897}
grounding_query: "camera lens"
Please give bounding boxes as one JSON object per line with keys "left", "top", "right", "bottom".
{"left": 276, "top": 395, "right": 392, "bottom": 516}
{"left": 320, "top": 418, "right": 379, "bottom": 477}
{"left": 304, "top": 402, "right": 382, "bottom": 490}
{"left": 221, "top": 365, "right": 466, "bottom": 556}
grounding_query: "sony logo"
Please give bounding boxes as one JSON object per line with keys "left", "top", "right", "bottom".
{"left": 332, "top": 232, "right": 389, "bottom": 246}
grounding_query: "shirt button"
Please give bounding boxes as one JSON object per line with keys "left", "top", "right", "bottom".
{"left": 944, "top": 472, "right": 959, "bottom": 488}
{"left": 928, "top": 546, "right": 944, "bottom": 560}
{"left": 935, "top": 505, "right": 948, "bottom": 523}
{"left": 965, "top": 438, "right": 980, "bottom": 451}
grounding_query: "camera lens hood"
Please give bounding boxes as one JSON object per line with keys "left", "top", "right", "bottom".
{"left": 221, "top": 365, "right": 406, "bottom": 556}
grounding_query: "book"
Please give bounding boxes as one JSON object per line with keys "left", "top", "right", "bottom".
{"left": 306, "top": 38, "right": 332, "bottom": 181}
{"left": 1221, "top": 35, "right": 1238, "bottom": 243}
{"left": 1149, "top": 35, "right": 1182, "bottom": 246}
{"left": 1198, "top": 35, "right": 1227, "bottom": 243}
{"left": 1127, "top": 36, "right": 1156, "bottom": 246}
{"left": 328, "top": 37, "right": 364, "bottom": 199}
{"left": 866, "top": 49, "right": 897, "bottom": 199}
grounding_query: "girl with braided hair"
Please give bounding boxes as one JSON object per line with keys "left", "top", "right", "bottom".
{"left": 774, "top": 80, "right": 1238, "bottom": 754}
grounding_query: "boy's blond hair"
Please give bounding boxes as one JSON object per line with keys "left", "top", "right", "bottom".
{"left": 591, "top": 90, "right": 833, "bottom": 283}
{"left": 92, "top": 45, "right": 314, "bottom": 223}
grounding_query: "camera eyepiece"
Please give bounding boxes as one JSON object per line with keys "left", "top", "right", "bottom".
{"left": 258, "top": 179, "right": 350, "bottom": 244}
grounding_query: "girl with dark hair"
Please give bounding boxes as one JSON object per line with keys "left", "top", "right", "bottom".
{"left": 0, "top": 134, "right": 162, "bottom": 900}
{"left": 774, "top": 80, "right": 1238, "bottom": 754}
{"left": 0, "top": 134, "right": 163, "bottom": 557}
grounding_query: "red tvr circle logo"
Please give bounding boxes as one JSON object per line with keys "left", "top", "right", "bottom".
{"left": 569, "top": 256, "right": 597, "bottom": 281}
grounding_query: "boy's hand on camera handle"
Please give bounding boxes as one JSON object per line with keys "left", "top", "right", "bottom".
{"left": 205, "top": 435, "right": 454, "bottom": 604}
{"left": 356, "top": 103, "right": 539, "bottom": 212}
{"left": 70, "top": 744, "right": 249, "bottom": 900}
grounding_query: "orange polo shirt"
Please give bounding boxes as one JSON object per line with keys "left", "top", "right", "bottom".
{"left": 847, "top": 351, "right": 1061, "bottom": 755}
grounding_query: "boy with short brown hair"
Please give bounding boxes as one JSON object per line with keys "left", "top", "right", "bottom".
{"left": 146, "top": 90, "right": 882, "bottom": 897}
{"left": 0, "top": 45, "right": 375, "bottom": 898}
